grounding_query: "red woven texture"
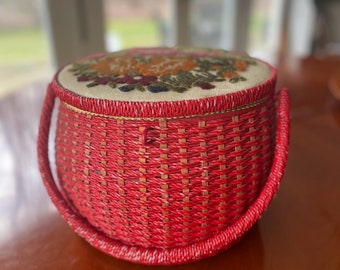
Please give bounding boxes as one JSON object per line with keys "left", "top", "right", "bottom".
{"left": 38, "top": 85, "right": 290, "bottom": 265}
{"left": 54, "top": 94, "right": 276, "bottom": 249}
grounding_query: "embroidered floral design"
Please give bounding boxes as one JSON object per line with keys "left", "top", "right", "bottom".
{"left": 68, "top": 49, "right": 256, "bottom": 93}
{"left": 137, "top": 57, "right": 196, "bottom": 76}
{"left": 91, "top": 55, "right": 138, "bottom": 76}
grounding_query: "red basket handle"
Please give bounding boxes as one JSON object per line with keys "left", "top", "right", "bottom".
{"left": 37, "top": 85, "right": 289, "bottom": 265}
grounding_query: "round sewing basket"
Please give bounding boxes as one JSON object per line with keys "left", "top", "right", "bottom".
{"left": 37, "top": 47, "right": 289, "bottom": 265}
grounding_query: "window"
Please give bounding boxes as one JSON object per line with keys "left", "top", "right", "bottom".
{"left": 104, "top": 0, "right": 174, "bottom": 51}
{"left": 0, "top": 0, "right": 51, "bottom": 97}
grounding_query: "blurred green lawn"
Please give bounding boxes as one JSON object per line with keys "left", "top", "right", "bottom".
{"left": 0, "top": 28, "right": 48, "bottom": 65}
{"left": 107, "top": 19, "right": 160, "bottom": 49}
{"left": 0, "top": 19, "right": 159, "bottom": 65}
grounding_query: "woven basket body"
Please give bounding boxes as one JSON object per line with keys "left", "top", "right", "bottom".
{"left": 55, "top": 96, "right": 276, "bottom": 248}
{"left": 38, "top": 47, "right": 289, "bottom": 264}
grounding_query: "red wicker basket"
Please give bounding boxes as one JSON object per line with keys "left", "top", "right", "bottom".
{"left": 37, "top": 47, "right": 289, "bottom": 265}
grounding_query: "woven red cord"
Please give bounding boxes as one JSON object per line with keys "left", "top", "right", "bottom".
{"left": 37, "top": 86, "right": 289, "bottom": 265}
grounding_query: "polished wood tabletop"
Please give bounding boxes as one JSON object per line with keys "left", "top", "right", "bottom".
{"left": 0, "top": 55, "right": 340, "bottom": 269}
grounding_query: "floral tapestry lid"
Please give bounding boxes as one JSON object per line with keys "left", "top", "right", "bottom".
{"left": 56, "top": 47, "right": 274, "bottom": 103}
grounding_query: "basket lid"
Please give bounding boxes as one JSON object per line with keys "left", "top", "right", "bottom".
{"left": 53, "top": 47, "right": 276, "bottom": 118}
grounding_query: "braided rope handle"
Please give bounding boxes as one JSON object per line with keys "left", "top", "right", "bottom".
{"left": 37, "top": 85, "right": 289, "bottom": 265}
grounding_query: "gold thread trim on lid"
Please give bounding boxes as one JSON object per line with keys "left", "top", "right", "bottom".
{"left": 64, "top": 96, "right": 269, "bottom": 121}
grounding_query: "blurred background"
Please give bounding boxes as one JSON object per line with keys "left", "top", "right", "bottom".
{"left": 1, "top": 0, "right": 339, "bottom": 98}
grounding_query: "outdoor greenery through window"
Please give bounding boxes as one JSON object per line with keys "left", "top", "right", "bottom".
{"left": 104, "top": 0, "right": 173, "bottom": 51}
{"left": 0, "top": 0, "right": 50, "bottom": 97}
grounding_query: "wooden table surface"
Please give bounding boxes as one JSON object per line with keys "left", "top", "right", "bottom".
{"left": 0, "top": 55, "right": 339, "bottom": 270}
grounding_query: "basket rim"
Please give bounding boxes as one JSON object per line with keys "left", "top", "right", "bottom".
{"left": 51, "top": 58, "right": 277, "bottom": 119}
